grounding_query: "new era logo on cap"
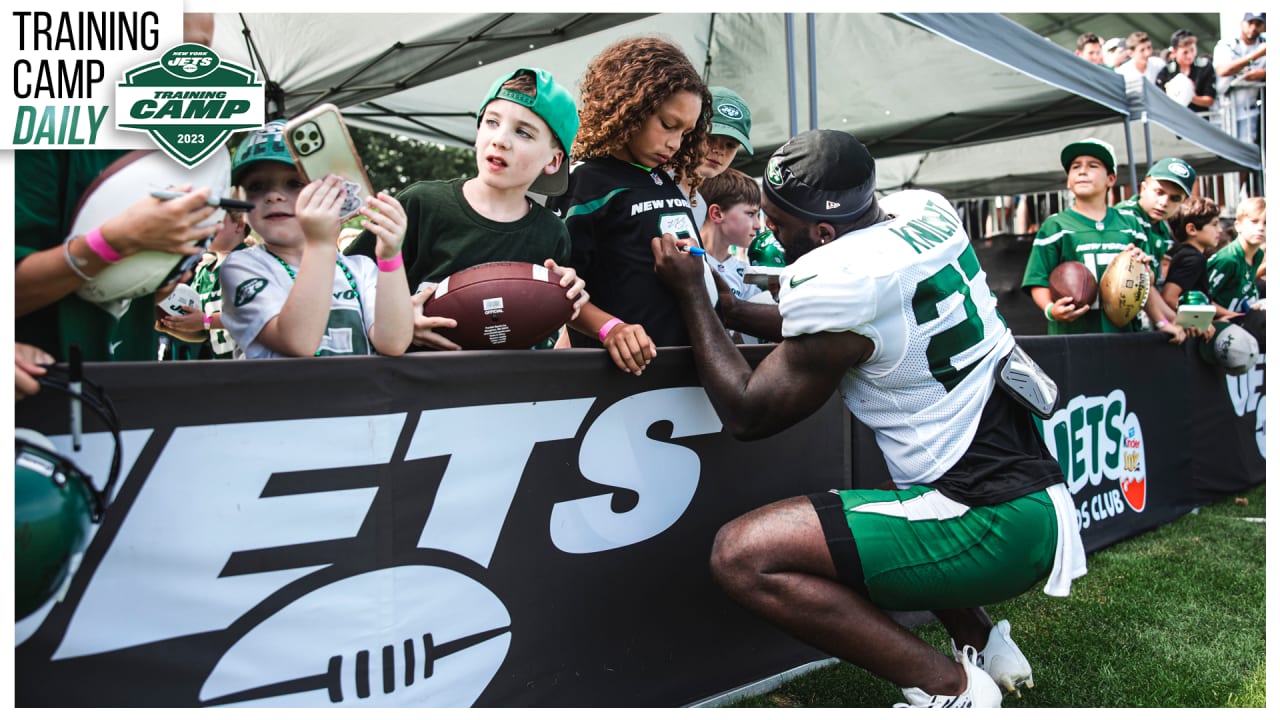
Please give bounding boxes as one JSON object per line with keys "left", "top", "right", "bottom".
{"left": 826, "top": 200, "right": 840, "bottom": 210}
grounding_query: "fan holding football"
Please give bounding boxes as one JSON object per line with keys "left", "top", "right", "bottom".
{"left": 14, "top": 150, "right": 233, "bottom": 362}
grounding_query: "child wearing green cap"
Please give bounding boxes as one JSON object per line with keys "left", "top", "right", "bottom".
{"left": 344, "top": 67, "right": 596, "bottom": 356}
{"left": 679, "top": 86, "right": 754, "bottom": 229}
{"left": 1022, "top": 138, "right": 1182, "bottom": 341}
{"left": 1114, "top": 157, "right": 1200, "bottom": 335}
{"left": 219, "top": 121, "right": 414, "bottom": 359}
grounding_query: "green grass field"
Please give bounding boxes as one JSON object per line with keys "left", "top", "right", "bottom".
{"left": 726, "top": 482, "right": 1266, "bottom": 708}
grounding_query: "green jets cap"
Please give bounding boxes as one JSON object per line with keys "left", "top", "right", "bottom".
{"left": 1060, "top": 137, "right": 1116, "bottom": 174}
{"left": 479, "top": 67, "right": 579, "bottom": 196}
{"left": 231, "top": 120, "right": 294, "bottom": 185}
{"left": 709, "top": 86, "right": 753, "bottom": 155}
{"left": 1146, "top": 157, "right": 1196, "bottom": 196}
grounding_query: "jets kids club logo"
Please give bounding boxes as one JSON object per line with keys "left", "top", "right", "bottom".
{"left": 116, "top": 44, "right": 263, "bottom": 167}
{"left": 1039, "top": 389, "right": 1148, "bottom": 529}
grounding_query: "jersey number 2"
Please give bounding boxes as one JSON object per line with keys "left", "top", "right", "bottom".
{"left": 912, "top": 245, "right": 985, "bottom": 392}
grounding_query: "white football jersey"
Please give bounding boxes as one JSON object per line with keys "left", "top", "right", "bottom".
{"left": 777, "top": 190, "right": 1014, "bottom": 486}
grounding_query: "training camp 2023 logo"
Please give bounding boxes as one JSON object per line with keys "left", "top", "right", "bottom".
{"left": 115, "top": 42, "right": 262, "bottom": 167}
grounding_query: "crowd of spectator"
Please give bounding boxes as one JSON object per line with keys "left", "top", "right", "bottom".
{"left": 1076, "top": 13, "right": 1266, "bottom": 145}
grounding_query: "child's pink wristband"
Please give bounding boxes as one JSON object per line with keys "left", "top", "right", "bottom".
{"left": 377, "top": 253, "right": 404, "bottom": 272}
{"left": 598, "top": 317, "right": 623, "bottom": 342}
{"left": 84, "top": 227, "right": 123, "bottom": 264}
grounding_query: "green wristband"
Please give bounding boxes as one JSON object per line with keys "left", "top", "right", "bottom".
{"left": 1044, "top": 303, "right": 1055, "bottom": 321}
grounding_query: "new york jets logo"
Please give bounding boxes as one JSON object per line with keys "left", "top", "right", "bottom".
{"left": 716, "top": 102, "right": 744, "bottom": 120}
{"left": 1169, "top": 162, "right": 1191, "bottom": 178}
{"left": 235, "top": 277, "right": 269, "bottom": 307}
{"left": 766, "top": 157, "right": 784, "bottom": 186}
{"left": 116, "top": 44, "right": 264, "bottom": 168}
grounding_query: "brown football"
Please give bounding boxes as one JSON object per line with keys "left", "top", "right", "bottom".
{"left": 1099, "top": 253, "right": 1151, "bottom": 326}
{"left": 422, "top": 262, "right": 573, "bottom": 349}
{"left": 1048, "top": 261, "right": 1099, "bottom": 306}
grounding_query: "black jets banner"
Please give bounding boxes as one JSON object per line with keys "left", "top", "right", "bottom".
{"left": 15, "top": 348, "right": 845, "bottom": 708}
{"left": 16, "top": 337, "right": 1263, "bottom": 706}
{"left": 852, "top": 334, "right": 1266, "bottom": 552}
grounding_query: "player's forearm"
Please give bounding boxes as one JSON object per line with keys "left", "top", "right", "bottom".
{"left": 720, "top": 297, "right": 783, "bottom": 342}
{"left": 674, "top": 287, "right": 764, "bottom": 435}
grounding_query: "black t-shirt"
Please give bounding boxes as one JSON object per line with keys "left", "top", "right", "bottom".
{"left": 1155, "top": 58, "right": 1218, "bottom": 112}
{"left": 546, "top": 158, "right": 701, "bottom": 348}
{"left": 1164, "top": 242, "right": 1211, "bottom": 297}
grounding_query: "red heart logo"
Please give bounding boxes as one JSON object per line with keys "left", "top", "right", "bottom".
{"left": 1120, "top": 476, "right": 1146, "bottom": 512}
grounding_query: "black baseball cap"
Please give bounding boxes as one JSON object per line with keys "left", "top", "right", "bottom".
{"left": 762, "top": 129, "right": 876, "bottom": 224}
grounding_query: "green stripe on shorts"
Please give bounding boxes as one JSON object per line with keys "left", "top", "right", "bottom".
{"left": 834, "top": 485, "right": 1057, "bottom": 611}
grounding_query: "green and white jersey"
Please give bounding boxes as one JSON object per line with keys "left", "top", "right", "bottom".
{"left": 1114, "top": 196, "right": 1172, "bottom": 282}
{"left": 1206, "top": 241, "right": 1264, "bottom": 312}
{"left": 193, "top": 251, "right": 238, "bottom": 359}
{"left": 777, "top": 189, "right": 1014, "bottom": 487}
{"left": 1021, "top": 207, "right": 1146, "bottom": 334}
{"left": 219, "top": 244, "right": 379, "bottom": 359}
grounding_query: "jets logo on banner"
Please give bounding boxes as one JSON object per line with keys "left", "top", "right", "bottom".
{"left": 115, "top": 43, "right": 263, "bottom": 167}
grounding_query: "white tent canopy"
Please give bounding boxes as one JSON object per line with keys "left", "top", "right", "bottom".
{"left": 209, "top": 12, "right": 649, "bottom": 136}
{"left": 212, "top": 13, "right": 1134, "bottom": 157}
{"left": 210, "top": 12, "right": 1259, "bottom": 200}
{"left": 877, "top": 76, "right": 1262, "bottom": 201}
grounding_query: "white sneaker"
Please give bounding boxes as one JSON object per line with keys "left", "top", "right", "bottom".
{"left": 951, "top": 619, "right": 1034, "bottom": 697}
{"left": 895, "top": 645, "right": 1002, "bottom": 708}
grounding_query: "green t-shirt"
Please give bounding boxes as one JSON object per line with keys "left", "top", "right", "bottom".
{"left": 1021, "top": 207, "right": 1147, "bottom": 334}
{"left": 1206, "top": 241, "right": 1264, "bottom": 312}
{"left": 1114, "top": 196, "right": 1172, "bottom": 283}
{"left": 345, "top": 177, "right": 571, "bottom": 290}
{"left": 15, "top": 150, "right": 161, "bottom": 362}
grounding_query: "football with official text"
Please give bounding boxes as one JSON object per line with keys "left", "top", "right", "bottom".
{"left": 423, "top": 262, "right": 572, "bottom": 349}
{"left": 1099, "top": 253, "right": 1151, "bottom": 326}
{"left": 1048, "top": 261, "right": 1098, "bottom": 306}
